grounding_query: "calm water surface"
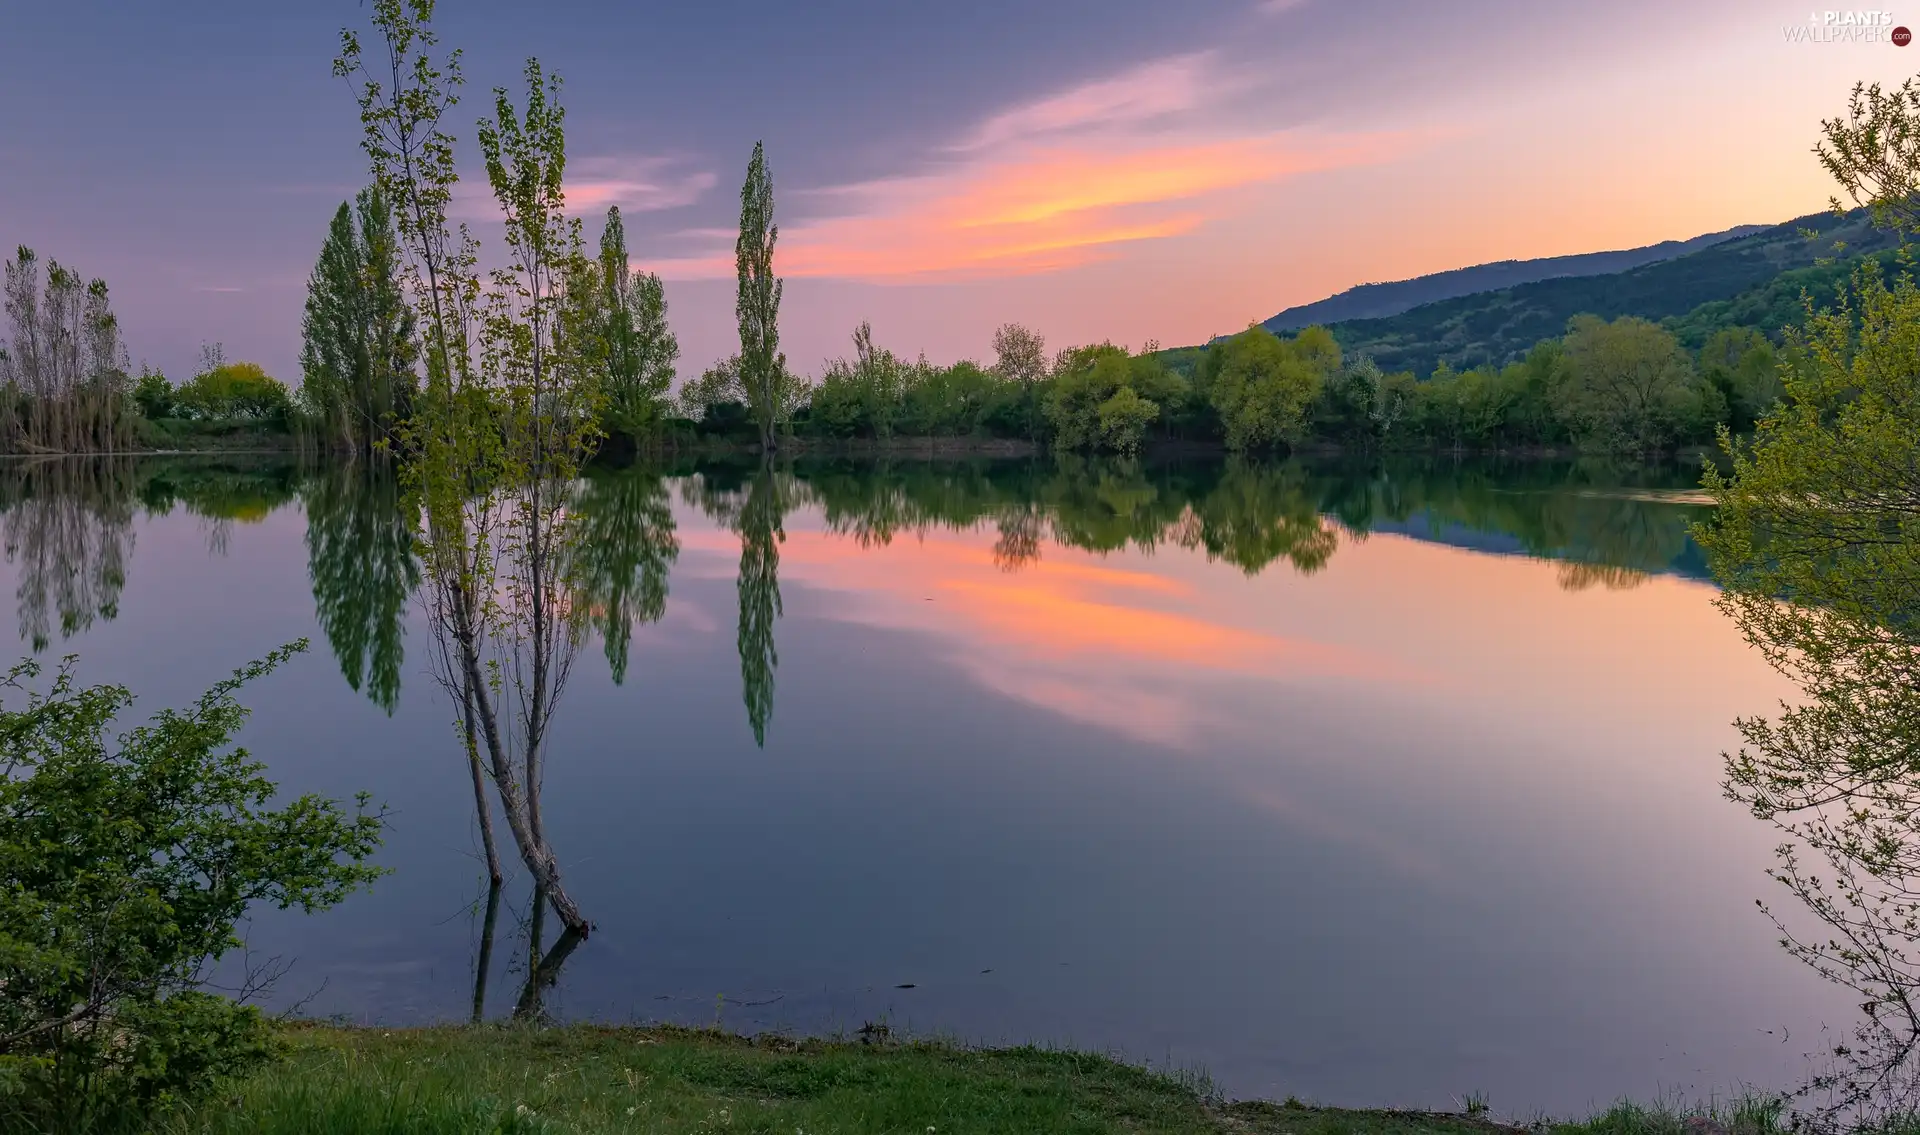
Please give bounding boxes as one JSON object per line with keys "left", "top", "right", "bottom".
{"left": 0, "top": 456, "right": 1849, "bottom": 1114}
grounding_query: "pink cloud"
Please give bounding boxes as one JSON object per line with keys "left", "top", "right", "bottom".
{"left": 641, "top": 52, "right": 1405, "bottom": 283}
{"left": 563, "top": 155, "right": 716, "bottom": 213}
{"left": 957, "top": 53, "right": 1214, "bottom": 151}
{"left": 650, "top": 131, "right": 1401, "bottom": 283}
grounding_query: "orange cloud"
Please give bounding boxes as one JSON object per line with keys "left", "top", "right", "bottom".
{"left": 777, "top": 133, "right": 1397, "bottom": 282}
{"left": 646, "top": 52, "right": 1406, "bottom": 283}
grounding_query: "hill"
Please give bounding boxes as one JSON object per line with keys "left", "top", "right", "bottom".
{"left": 1315, "top": 208, "right": 1899, "bottom": 377}
{"left": 1263, "top": 224, "right": 1768, "bottom": 330}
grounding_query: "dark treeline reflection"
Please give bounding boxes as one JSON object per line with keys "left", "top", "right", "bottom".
{"left": 0, "top": 453, "right": 1713, "bottom": 697}
{"left": 785, "top": 453, "right": 1707, "bottom": 585}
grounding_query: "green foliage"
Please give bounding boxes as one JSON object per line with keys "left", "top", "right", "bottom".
{"left": 1044, "top": 343, "right": 1166, "bottom": 452}
{"left": 1817, "top": 77, "right": 1920, "bottom": 237}
{"left": 903, "top": 358, "right": 1000, "bottom": 436}
{"left": 1554, "top": 315, "right": 1710, "bottom": 451}
{"left": 592, "top": 207, "right": 678, "bottom": 439}
{"left": 810, "top": 321, "right": 906, "bottom": 438}
{"left": 1205, "top": 326, "right": 1332, "bottom": 452}
{"left": 735, "top": 142, "right": 786, "bottom": 452}
{"left": 1398, "top": 343, "right": 1562, "bottom": 450}
{"left": 177, "top": 361, "right": 294, "bottom": 425}
{"left": 0, "top": 644, "right": 384, "bottom": 1132}
{"left": 1314, "top": 208, "right": 1897, "bottom": 378}
{"left": 133, "top": 365, "right": 176, "bottom": 421}
{"left": 298, "top": 186, "right": 418, "bottom": 451}
{"left": 1700, "top": 258, "right": 1920, "bottom": 1119}
{"left": 1664, "top": 250, "right": 1895, "bottom": 351}
{"left": 803, "top": 323, "right": 1031, "bottom": 441}
{"left": 1692, "top": 326, "right": 1782, "bottom": 435}
{"left": 991, "top": 322, "right": 1050, "bottom": 438}
{"left": 1096, "top": 383, "right": 1158, "bottom": 455}
{"left": 339, "top": 0, "right": 598, "bottom": 939}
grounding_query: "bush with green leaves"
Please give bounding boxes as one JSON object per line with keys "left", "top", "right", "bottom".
{"left": 0, "top": 641, "right": 384, "bottom": 1132}
{"left": 1201, "top": 326, "right": 1335, "bottom": 452}
{"left": 175, "top": 362, "right": 293, "bottom": 424}
{"left": 131, "top": 365, "right": 176, "bottom": 421}
{"left": 1044, "top": 344, "right": 1185, "bottom": 453}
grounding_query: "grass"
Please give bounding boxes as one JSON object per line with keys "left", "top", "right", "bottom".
{"left": 156, "top": 1023, "right": 1839, "bottom": 1135}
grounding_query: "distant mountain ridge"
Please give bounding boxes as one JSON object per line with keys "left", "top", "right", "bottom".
{"left": 1291, "top": 209, "right": 1902, "bottom": 378}
{"left": 1263, "top": 224, "right": 1771, "bottom": 332}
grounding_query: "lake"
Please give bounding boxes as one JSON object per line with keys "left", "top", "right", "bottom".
{"left": 0, "top": 454, "right": 1850, "bottom": 1116}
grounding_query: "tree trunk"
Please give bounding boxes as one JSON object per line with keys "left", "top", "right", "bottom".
{"left": 470, "top": 879, "right": 502, "bottom": 1023}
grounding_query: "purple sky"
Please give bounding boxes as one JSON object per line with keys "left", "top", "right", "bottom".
{"left": 3, "top": 1, "right": 1912, "bottom": 386}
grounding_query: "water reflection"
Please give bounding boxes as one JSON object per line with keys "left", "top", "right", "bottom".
{"left": 567, "top": 466, "right": 680, "bottom": 686}
{"left": 0, "top": 454, "right": 1716, "bottom": 676}
{"left": 0, "top": 451, "right": 1837, "bottom": 1107}
{"left": 304, "top": 460, "right": 418, "bottom": 713}
{"left": 0, "top": 458, "right": 136, "bottom": 650}
{"left": 684, "top": 462, "right": 793, "bottom": 746}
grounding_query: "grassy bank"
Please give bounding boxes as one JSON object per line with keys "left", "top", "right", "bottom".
{"left": 158, "top": 1024, "right": 1803, "bottom": 1135}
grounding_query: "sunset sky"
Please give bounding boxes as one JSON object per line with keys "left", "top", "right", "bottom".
{"left": 4, "top": 0, "right": 1913, "bottom": 386}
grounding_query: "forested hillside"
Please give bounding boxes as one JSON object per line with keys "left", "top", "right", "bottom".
{"left": 1264, "top": 223, "right": 1765, "bottom": 330}
{"left": 1315, "top": 209, "right": 1896, "bottom": 376}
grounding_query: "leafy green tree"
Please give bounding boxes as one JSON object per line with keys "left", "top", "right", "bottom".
{"left": 991, "top": 322, "right": 1048, "bottom": 439}
{"left": 1817, "top": 76, "right": 1920, "bottom": 236}
{"left": 297, "top": 186, "right": 417, "bottom": 451}
{"left": 1044, "top": 344, "right": 1154, "bottom": 451}
{"left": 595, "top": 206, "right": 678, "bottom": 439}
{"left": 903, "top": 359, "right": 997, "bottom": 436}
{"left": 736, "top": 142, "right": 786, "bottom": 452}
{"left": 0, "top": 644, "right": 383, "bottom": 1132}
{"left": 176, "top": 361, "right": 294, "bottom": 424}
{"left": 1097, "top": 384, "right": 1157, "bottom": 454}
{"left": 1207, "top": 326, "right": 1330, "bottom": 452}
{"left": 1554, "top": 315, "right": 1709, "bottom": 451}
{"left": 677, "top": 354, "right": 745, "bottom": 425}
{"left": 1697, "top": 326, "right": 1781, "bottom": 433}
{"left": 131, "top": 365, "right": 174, "bottom": 421}
{"left": 1699, "top": 259, "right": 1920, "bottom": 1118}
{"left": 339, "top": 2, "right": 600, "bottom": 939}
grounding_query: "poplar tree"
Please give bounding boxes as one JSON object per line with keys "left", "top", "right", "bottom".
{"left": 298, "top": 186, "right": 417, "bottom": 451}
{"left": 337, "top": 0, "right": 600, "bottom": 942}
{"left": 735, "top": 141, "right": 785, "bottom": 452}
{"left": 596, "top": 206, "right": 677, "bottom": 438}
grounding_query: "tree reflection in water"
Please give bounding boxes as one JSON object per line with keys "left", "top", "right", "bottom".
{"left": 303, "top": 459, "right": 419, "bottom": 713}
{"left": 0, "top": 454, "right": 1732, "bottom": 1034}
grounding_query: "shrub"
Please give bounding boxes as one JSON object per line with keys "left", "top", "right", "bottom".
{"left": 0, "top": 642, "right": 384, "bottom": 1132}
{"left": 1204, "top": 326, "right": 1332, "bottom": 452}
{"left": 175, "top": 362, "right": 293, "bottom": 424}
{"left": 131, "top": 365, "right": 176, "bottom": 420}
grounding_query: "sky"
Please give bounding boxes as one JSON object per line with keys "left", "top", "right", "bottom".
{"left": 3, "top": 0, "right": 1916, "bottom": 387}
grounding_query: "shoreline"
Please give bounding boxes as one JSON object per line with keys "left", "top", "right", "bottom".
{"left": 0, "top": 435, "right": 1725, "bottom": 465}
{"left": 171, "top": 1022, "right": 1788, "bottom": 1135}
